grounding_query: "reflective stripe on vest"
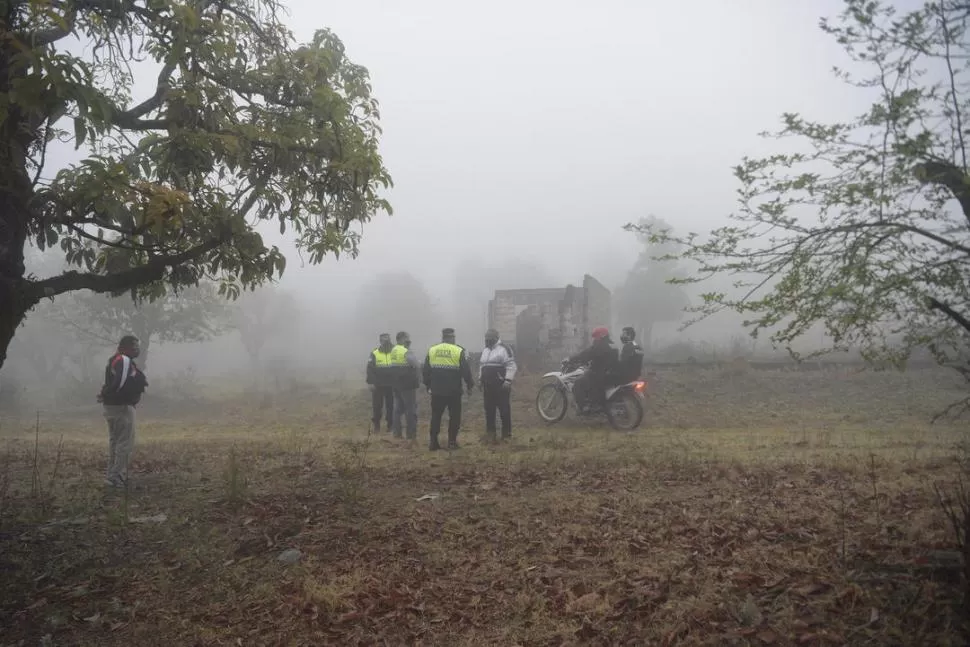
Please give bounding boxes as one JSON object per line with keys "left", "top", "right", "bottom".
{"left": 372, "top": 348, "right": 394, "bottom": 367}
{"left": 427, "top": 343, "right": 462, "bottom": 369}
{"left": 389, "top": 345, "right": 409, "bottom": 367}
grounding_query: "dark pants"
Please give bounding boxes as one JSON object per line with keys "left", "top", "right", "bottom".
{"left": 483, "top": 384, "right": 512, "bottom": 439}
{"left": 371, "top": 386, "right": 394, "bottom": 430}
{"left": 574, "top": 372, "right": 606, "bottom": 410}
{"left": 429, "top": 394, "right": 462, "bottom": 448}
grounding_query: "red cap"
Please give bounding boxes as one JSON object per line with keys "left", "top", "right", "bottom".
{"left": 591, "top": 327, "right": 609, "bottom": 340}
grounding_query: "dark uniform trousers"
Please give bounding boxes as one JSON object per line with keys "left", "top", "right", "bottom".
{"left": 371, "top": 386, "right": 394, "bottom": 430}
{"left": 429, "top": 395, "right": 462, "bottom": 447}
{"left": 483, "top": 383, "right": 512, "bottom": 438}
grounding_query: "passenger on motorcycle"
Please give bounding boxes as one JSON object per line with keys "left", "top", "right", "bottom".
{"left": 567, "top": 326, "right": 618, "bottom": 413}
{"left": 612, "top": 326, "right": 645, "bottom": 385}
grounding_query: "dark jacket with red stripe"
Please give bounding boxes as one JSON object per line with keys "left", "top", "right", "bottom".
{"left": 100, "top": 352, "right": 148, "bottom": 406}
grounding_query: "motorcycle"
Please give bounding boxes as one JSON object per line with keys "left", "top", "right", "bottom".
{"left": 535, "top": 360, "right": 647, "bottom": 430}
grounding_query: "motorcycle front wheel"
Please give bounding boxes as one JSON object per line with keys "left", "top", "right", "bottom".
{"left": 606, "top": 391, "right": 644, "bottom": 430}
{"left": 536, "top": 383, "right": 568, "bottom": 423}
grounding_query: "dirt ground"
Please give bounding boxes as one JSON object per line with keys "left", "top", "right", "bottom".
{"left": 1, "top": 367, "right": 969, "bottom": 646}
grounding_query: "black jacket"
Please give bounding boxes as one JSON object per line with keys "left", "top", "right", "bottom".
{"left": 569, "top": 337, "right": 618, "bottom": 377}
{"left": 615, "top": 341, "right": 644, "bottom": 383}
{"left": 422, "top": 343, "right": 474, "bottom": 397}
{"left": 100, "top": 352, "right": 148, "bottom": 406}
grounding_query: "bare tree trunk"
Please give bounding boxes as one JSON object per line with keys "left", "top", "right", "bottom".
{"left": 0, "top": 156, "right": 35, "bottom": 371}
{"left": 0, "top": 305, "right": 27, "bottom": 372}
{"left": 0, "top": 30, "right": 41, "bottom": 372}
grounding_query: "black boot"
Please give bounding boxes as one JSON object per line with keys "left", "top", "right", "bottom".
{"left": 429, "top": 435, "right": 441, "bottom": 451}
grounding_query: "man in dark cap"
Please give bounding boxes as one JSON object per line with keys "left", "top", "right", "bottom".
{"left": 422, "top": 327, "right": 474, "bottom": 450}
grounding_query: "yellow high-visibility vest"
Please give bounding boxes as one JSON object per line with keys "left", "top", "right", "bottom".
{"left": 427, "top": 343, "right": 462, "bottom": 369}
{"left": 372, "top": 348, "right": 394, "bottom": 367}
{"left": 389, "top": 345, "right": 409, "bottom": 367}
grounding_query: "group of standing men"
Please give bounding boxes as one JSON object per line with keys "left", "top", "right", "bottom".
{"left": 91, "top": 323, "right": 643, "bottom": 487}
{"left": 366, "top": 327, "right": 516, "bottom": 450}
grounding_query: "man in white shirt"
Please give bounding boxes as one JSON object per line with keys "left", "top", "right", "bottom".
{"left": 479, "top": 328, "right": 517, "bottom": 443}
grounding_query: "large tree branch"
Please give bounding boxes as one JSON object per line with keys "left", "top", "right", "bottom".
{"left": 65, "top": 222, "right": 159, "bottom": 252}
{"left": 19, "top": 0, "right": 146, "bottom": 47}
{"left": 831, "top": 220, "right": 970, "bottom": 257}
{"left": 24, "top": 3, "right": 79, "bottom": 47}
{"left": 111, "top": 114, "right": 170, "bottom": 130}
{"left": 915, "top": 159, "right": 970, "bottom": 225}
{"left": 26, "top": 230, "right": 230, "bottom": 301}
{"left": 928, "top": 296, "right": 970, "bottom": 335}
{"left": 119, "top": 61, "right": 176, "bottom": 120}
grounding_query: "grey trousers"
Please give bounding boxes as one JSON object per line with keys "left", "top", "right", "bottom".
{"left": 392, "top": 388, "right": 418, "bottom": 439}
{"left": 104, "top": 405, "right": 135, "bottom": 482}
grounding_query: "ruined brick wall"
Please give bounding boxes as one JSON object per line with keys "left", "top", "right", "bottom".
{"left": 486, "top": 280, "right": 611, "bottom": 371}
{"left": 556, "top": 284, "right": 585, "bottom": 358}
{"left": 514, "top": 305, "right": 543, "bottom": 373}
{"left": 488, "top": 294, "right": 518, "bottom": 345}
{"left": 582, "top": 274, "right": 612, "bottom": 339}
{"left": 487, "top": 288, "right": 566, "bottom": 347}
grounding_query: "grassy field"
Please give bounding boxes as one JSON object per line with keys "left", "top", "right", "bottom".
{"left": 1, "top": 366, "right": 969, "bottom": 646}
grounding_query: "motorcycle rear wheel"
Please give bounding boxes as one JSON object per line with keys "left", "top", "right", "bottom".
{"left": 606, "top": 391, "right": 644, "bottom": 430}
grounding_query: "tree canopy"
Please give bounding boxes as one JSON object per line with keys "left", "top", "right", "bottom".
{"left": 0, "top": 0, "right": 391, "bottom": 369}
{"left": 614, "top": 216, "right": 689, "bottom": 352}
{"left": 631, "top": 0, "right": 970, "bottom": 382}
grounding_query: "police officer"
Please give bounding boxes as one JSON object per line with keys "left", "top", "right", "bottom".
{"left": 366, "top": 333, "right": 395, "bottom": 433}
{"left": 389, "top": 331, "right": 420, "bottom": 441}
{"left": 422, "top": 327, "right": 474, "bottom": 450}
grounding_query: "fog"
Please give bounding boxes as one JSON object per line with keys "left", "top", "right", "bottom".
{"left": 2, "top": 0, "right": 878, "bottom": 410}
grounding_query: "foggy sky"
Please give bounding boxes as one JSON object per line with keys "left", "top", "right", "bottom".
{"left": 270, "top": 0, "right": 865, "bottom": 301}
{"left": 20, "top": 0, "right": 879, "bottom": 371}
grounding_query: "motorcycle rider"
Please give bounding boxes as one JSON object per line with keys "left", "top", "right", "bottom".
{"left": 567, "top": 326, "right": 617, "bottom": 413}
{"left": 614, "top": 326, "right": 645, "bottom": 385}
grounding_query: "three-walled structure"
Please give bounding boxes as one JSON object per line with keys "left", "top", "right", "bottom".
{"left": 486, "top": 275, "right": 612, "bottom": 372}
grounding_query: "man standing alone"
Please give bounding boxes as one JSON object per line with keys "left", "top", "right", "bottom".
{"left": 366, "top": 333, "right": 395, "bottom": 433}
{"left": 390, "top": 331, "right": 420, "bottom": 441}
{"left": 422, "top": 328, "right": 474, "bottom": 451}
{"left": 98, "top": 335, "right": 148, "bottom": 488}
{"left": 479, "top": 328, "right": 517, "bottom": 443}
